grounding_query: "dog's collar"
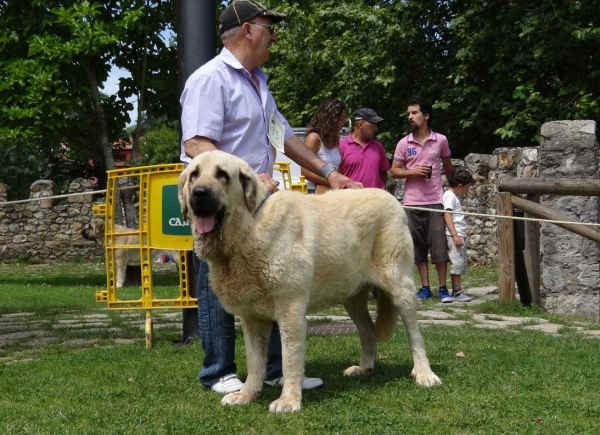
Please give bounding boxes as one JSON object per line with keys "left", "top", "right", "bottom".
{"left": 253, "top": 191, "right": 273, "bottom": 217}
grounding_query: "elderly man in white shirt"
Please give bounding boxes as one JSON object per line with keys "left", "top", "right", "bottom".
{"left": 180, "top": 0, "right": 359, "bottom": 395}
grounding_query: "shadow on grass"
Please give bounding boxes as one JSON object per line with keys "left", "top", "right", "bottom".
{"left": 1, "top": 274, "right": 107, "bottom": 288}
{"left": 1, "top": 271, "right": 180, "bottom": 288}
{"left": 241, "top": 358, "right": 447, "bottom": 407}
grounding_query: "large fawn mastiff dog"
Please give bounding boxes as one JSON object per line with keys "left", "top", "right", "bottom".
{"left": 178, "top": 150, "right": 441, "bottom": 413}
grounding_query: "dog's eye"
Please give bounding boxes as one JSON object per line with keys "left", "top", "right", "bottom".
{"left": 190, "top": 170, "right": 198, "bottom": 182}
{"left": 216, "top": 169, "right": 230, "bottom": 182}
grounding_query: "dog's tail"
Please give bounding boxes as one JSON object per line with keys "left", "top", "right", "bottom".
{"left": 374, "top": 290, "right": 398, "bottom": 343}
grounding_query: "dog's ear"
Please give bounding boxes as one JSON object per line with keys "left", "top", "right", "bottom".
{"left": 90, "top": 218, "right": 105, "bottom": 246}
{"left": 93, "top": 218, "right": 105, "bottom": 235}
{"left": 178, "top": 166, "right": 190, "bottom": 218}
{"left": 238, "top": 161, "right": 258, "bottom": 212}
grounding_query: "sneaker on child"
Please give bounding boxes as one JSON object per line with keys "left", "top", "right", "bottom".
{"left": 453, "top": 291, "right": 473, "bottom": 302}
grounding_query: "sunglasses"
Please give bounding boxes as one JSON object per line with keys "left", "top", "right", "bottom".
{"left": 248, "top": 21, "right": 276, "bottom": 34}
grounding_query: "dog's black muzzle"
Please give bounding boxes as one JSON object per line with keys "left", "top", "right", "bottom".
{"left": 190, "top": 186, "right": 221, "bottom": 217}
{"left": 81, "top": 226, "right": 94, "bottom": 241}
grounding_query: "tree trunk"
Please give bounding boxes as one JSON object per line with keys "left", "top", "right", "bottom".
{"left": 121, "top": 8, "right": 152, "bottom": 228}
{"left": 130, "top": 23, "right": 149, "bottom": 168}
{"left": 86, "top": 62, "right": 116, "bottom": 172}
{"left": 85, "top": 61, "right": 135, "bottom": 226}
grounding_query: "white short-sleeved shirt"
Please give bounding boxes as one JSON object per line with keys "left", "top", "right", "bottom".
{"left": 305, "top": 134, "right": 342, "bottom": 190}
{"left": 443, "top": 189, "right": 467, "bottom": 238}
{"left": 180, "top": 47, "right": 294, "bottom": 175}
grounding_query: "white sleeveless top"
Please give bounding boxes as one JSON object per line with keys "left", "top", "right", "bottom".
{"left": 306, "top": 134, "right": 342, "bottom": 190}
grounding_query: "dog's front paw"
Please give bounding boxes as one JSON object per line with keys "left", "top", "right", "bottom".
{"left": 343, "top": 365, "right": 373, "bottom": 376}
{"left": 411, "top": 368, "right": 442, "bottom": 387}
{"left": 269, "top": 396, "right": 301, "bottom": 413}
{"left": 221, "top": 391, "right": 255, "bottom": 406}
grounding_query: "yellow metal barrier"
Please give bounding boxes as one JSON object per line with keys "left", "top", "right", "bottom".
{"left": 92, "top": 203, "right": 106, "bottom": 216}
{"left": 273, "top": 161, "right": 308, "bottom": 193}
{"left": 94, "top": 163, "right": 195, "bottom": 347}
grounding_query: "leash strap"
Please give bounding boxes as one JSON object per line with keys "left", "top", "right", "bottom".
{"left": 253, "top": 190, "right": 273, "bottom": 217}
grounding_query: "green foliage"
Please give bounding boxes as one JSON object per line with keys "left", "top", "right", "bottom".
{"left": 139, "top": 123, "right": 180, "bottom": 166}
{"left": 0, "top": 136, "right": 98, "bottom": 199}
{"left": 263, "top": 0, "right": 467, "bottom": 154}
{"left": 439, "top": 0, "right": 600, "bottom": 153}
{"left": 2, "top": 0, "right": 599, "bottom": 169}
{"left": 0, "top": 1, "right": 177, "bottom": 194}
{"left": 264, "top": 0, "right": 600, "bottom": 157}
{"left": 0, "top": 1, "right": 132, "bottom": 140}
{"left": 0, "top": 138, "right": 48, "bottom": 199}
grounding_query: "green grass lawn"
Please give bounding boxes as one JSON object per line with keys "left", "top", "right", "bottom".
{"left": 1, "top": 261, "right": 599, "bottom": 434}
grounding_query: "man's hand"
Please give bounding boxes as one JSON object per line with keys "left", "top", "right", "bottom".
{"left": 328, "top": 171, "right": 363, "bottom": 189}
{"left": 414, "top": 165, "right": 431, "bottom": 178}
{"left": 257, "top": 173, "right": 279, "bottom": 192}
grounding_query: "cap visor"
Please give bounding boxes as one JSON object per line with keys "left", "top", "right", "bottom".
{"left": 261, "top": 10, "right": 286, "bottom": 23}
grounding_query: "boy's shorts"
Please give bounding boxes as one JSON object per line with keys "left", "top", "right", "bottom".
{"left": 446, "top": 235, "right": 468, "bottom": 275}
{"left": 405, "top": 205, "right": 449, "bottom": 264}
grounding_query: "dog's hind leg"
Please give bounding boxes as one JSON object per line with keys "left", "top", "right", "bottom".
{"left": 342, "top": 287, "right": 377, "bottom": 376}
{"left": 387, "top": 261, "right": 442, "bottom": 387}
{"left": 115, "top": 258, "right": 127, "bottom": 288}
{"left": 221, "top": 316, "right": 270, "bottom": 407}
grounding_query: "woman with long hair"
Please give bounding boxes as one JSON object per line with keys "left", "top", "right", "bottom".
{"left": 301, "top": 98, "right": 348, "bottom": 194}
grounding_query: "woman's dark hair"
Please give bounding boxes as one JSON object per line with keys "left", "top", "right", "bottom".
{"left": 447, "top": 169, "right": 473, "bottom": 187}
{"left": 306, "top": 99, "right": 347, "bottom": 147}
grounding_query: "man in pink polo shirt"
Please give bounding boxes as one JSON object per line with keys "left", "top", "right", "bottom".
{"left": 339, "top": 108, "right": 390, "bottom": 189}
{"left": 391, "top": 98, "right": 455, "bottom": 303}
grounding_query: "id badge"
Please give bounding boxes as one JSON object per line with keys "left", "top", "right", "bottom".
{"left": 268, "top": 113, "right": 285, "bottom": 152}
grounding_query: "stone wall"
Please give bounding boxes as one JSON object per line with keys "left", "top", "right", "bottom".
{"left": 0, "top": 179, "right": 103, "bottom": 261}
{"left": 537, "top": 121, "right": 600, "bottom": 320}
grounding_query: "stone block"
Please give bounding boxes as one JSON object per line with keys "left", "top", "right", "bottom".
{"left": 464, "top": 153, "right": 491, "bottom": 176}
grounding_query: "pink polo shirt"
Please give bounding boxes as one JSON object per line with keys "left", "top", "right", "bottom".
{"left": 393, "top": 131, "right": 451, "bottom": 205}
{"left": 339, "top": 133, "right": 390, "bottom": 189}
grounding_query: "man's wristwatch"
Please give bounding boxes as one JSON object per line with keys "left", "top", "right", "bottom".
{"left": 319, "top": 162, "right": 336, "bottom": 180}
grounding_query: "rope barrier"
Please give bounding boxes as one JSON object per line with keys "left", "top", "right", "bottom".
{"left": 402, "top": 204, "right": 600, "bottom": 228}
{"left": 2, "top": 185, "right": 600, "bottom": 228}
{"left": 0, "top": 185, "right": 138, "bottom": 206}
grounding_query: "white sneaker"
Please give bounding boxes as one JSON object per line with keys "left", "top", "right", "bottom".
{"left": 210, "top": 374, "right": 244, "bottom": 394}
{"left": 453, "top": 291, "right": 473, "bottom": 302}
{"left": 264, "top": 376, "right": 324, "bottom": 390}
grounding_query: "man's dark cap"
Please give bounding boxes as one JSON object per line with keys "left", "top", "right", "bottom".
{"left": 352, "top": 108, "right": 383, "bottom": 124}
{"left": 219, "top": 0, "right": 286, "bottom": 34}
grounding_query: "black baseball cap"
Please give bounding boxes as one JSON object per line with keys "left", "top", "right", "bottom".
{"left": 219, "top": 0, "right": 286, "bottom": 34}
{"left": 352, "top": 108, "right": 383, "bottom": 124}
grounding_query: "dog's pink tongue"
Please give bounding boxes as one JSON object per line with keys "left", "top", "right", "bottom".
{"left": 195, "top": 216, "right": 215, "bottom": 234}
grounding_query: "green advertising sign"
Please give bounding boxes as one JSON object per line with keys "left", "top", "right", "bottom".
{"left": 162, "top": 185, "right": 191, "bottom": 235}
